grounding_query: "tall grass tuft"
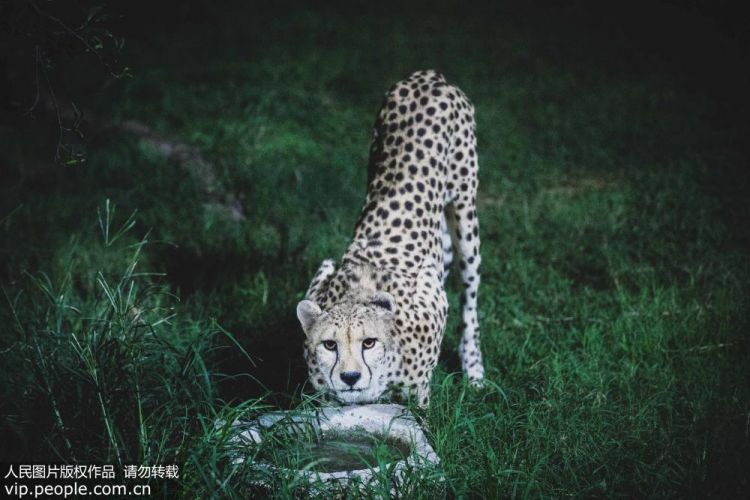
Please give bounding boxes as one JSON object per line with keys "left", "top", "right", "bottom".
{"left": 0, "top": 201, "right": 268, "bottom": 496}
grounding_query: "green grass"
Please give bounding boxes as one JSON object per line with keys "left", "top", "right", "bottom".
{"left": 1, "top": 1, "right": 748, "bottom": 497}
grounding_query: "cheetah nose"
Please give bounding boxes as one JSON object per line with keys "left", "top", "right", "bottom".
{"left": 340, "top": 371, "right": 361, "bottom": 387}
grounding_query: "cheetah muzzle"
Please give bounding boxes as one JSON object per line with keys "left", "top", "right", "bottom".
{"left": 297, "top": 70, "right": 485, "bottom": 407}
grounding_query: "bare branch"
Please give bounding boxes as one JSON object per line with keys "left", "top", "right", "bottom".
{"left": 22, "top": 45, "right": 41, "bottom": 116}
{"left": 25, "top": 0, "right": 128, "bottom": 79}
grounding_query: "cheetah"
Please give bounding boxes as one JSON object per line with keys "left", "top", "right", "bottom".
{"left": 296, "top": 70, "right": 484, "bottom": 407}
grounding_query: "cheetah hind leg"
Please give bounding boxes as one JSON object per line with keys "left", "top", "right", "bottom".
{"left": 450, "top": 197, "right": 485, "bottom": 386}
{"left": 441, "top": 208, "right": 455, "bottom": 284}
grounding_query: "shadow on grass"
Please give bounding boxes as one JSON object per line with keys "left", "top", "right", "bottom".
{"left": 214, "top": 313, "right": 310, "bottom": 409}
{"left": 160, "top": 244, "right": 260, "bottom": 296}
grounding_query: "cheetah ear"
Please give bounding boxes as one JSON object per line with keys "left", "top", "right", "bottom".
{"left": 369, "top": 291, "right": 396, "bottom": 314}
{"left": 297, "top": 300, "right": 322, "bottom": 334}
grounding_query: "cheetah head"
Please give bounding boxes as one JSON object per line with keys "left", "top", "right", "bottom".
{"left": 297, "top": 291, "right": 400, "bottom": 404}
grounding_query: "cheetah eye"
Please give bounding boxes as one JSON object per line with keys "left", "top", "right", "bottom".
{"left": 362, "top": 338, "right": 377, "bottom": 349}
{"left": 322, "top": 340, "right": 337, "bottom": 351}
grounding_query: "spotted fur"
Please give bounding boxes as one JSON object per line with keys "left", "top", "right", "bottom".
{"left": 297, "top": 70, "right": 484, "bottom": 407}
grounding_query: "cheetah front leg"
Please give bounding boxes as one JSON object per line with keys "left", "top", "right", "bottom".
{"left": 452, "top": 195, "right": 485, "bottom": 385}
{"left": 416, "top": 382, "right": 431, "bottom": 408}
{"left": 304, "top": 259, "right": 336, "bottom": 300}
